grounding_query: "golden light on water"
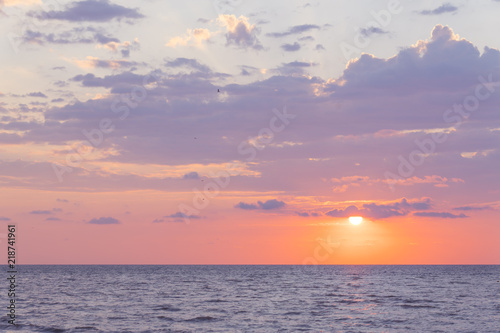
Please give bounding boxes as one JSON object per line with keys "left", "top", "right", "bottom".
{"left": 348, "top": 216, "right": 363, "bottom": 225}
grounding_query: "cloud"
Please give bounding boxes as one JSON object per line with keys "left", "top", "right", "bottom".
{"left": 28, "top": 0, "right": 144, "bottom": 22}
{"left": 452, "top": 206, "right": 492, "bottom": 211}
{"left": 326, "top": 198, "right": 432, "bottom": 220}
{"left": 234, "top": 202, "right": 258, "bottom": 210}
{"left": 235, "top": 199, "right": 286, "bottom": 210}
{"left": 166, "top": 28, "right": 211, "bottom": 48}
{"left": 29, "top": 210, "right": 52, "bottom": 214}
{"left": 88, "top": 216, "right": 120, "bottom": 224}
{"left": 217, "top": 14, "right": 263, "bottom": 50}
{"left": 26, "top": 92, "right": 47, "bottom": 98}
{"left": 0, "top": 217, "right": 11, "bottom": 221}
{"left": 281, "top": 42, "right": 301, "bottom": 52}
{"left": 46, "top": 217, "right": 61, "bottom": 221}
{"left": 158, "top": 212, "right": 201, "bottom": 222}
{"left": 183, "top": 171, "right": 200, "bottom": 179}
{"left": 57, "top": 198, "right": 69, "bottom": 203}
{"left": 418, "top": 3, "right": 458, "bottom": 15}
{"left": 360, "top": 26, "right": 388, "bottom": 37}
{"left": 266, "top": 24, "right": 320, "bottom": 38}
{"left": 21, "top": 27, "right": 120, "bottom": 46}
{"left": 68, "top": 56, "right": 137, "bottom": 69}
{"left": 413, "top": 212, "right": 468, "bottom": 218}
{"left": 258, "top": 199, "right": 286, "bottom": 210}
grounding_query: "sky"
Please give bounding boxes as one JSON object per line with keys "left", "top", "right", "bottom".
{"left": 0, "top": 0, "right": 499, "bottom": 264}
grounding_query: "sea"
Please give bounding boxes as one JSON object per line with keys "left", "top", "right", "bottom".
{"left": 2, "top": 265, "right": 500, "bottom": 332}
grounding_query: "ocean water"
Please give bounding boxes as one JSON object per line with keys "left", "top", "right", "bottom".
{"left": 2, "top": 265, "right": 500, "bottom": 332}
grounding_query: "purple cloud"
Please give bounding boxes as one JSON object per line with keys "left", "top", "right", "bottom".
{"left": 413, "top": 212, "right": 468, "bottom": 218}
{"left": 88, "top": 217, "right": 120, "bottom": 224}
{"left": 29, "top": 0, "right": 144, "bottom": 22}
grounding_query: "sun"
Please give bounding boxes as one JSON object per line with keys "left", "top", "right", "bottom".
{"left": 348, "top": 216, "right": 363, "bottom": 225}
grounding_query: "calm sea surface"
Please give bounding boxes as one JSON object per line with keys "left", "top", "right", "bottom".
{"left": 2, "top": 265, "right": 500, "bottom": 332}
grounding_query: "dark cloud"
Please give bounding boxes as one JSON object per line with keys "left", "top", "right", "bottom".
{"left": 29, "top": 210, "right": 52, "bottom": 214}
{"left": 46, "top": 217, "right": 61, "bottom": 221}
{"left": 0, "top": 217, "right": 11, "bottom": 221}
{"left": 360, "top": 26, "right": 389, "bottom": 37}
{"left": 183, "top": 171, "right": 200, "bottom": 180}
{"left": 296, "top": 211, "right": 310, "bottom": 217}
{"left": 28, "top": 0, "right": 144, "bottom": 22}
{"left": 281, "top": 42, "right": 301, "bottom": 52}
{"left": 419, "top": 3, "right": 458, "bottom": 15}
{"left": 413, "top": 212, "right": 468, "bottom": 218}
{"left": 266, "top": 24, "right": 320, "bottom": 38}
{"left": 88, "top": 216, "right": 120, "bottom": 224}
{"left": 315, "top": 44, "right": 325, "bottom": 50}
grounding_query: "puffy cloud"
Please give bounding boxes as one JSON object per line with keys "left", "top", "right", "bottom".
{"left": 266, "top": 24, "right": 320, "bottom": 38}
{"left": 217, "top": 15, "right": 263, "bottom": 50}
{"left": 281, "top": 42, "right": 301, "bottom": 52}
{"left": 183, "top": 171, "right": 199, "bottom": 180}
{"left": 158, "top": 212, "right": 201, "bottom": 223}
{"left": 413, "top": 211, "right": 468, "bottom": 218}
{"left": 28, "top": 0, "right": 144, "bottom": 22}
{"left": 166, "top": 28, "right": 211, "bottom": 48}
{"left": 258, "top": 199, "right": 286, "bottom": 210}
{"left": 234, "top": 202, "right": 258, "bottom": 210}
{"left": 418, "top": 3, "right": 458, "bottom": 15}
{"left": 235, "top": 199, "right": 286, "bottom": 210}
{"left": 88, "top": 216, "right": 120, "bottom": 224}
{"left": 26, "top": 92, "right": 47, "bottom": 98}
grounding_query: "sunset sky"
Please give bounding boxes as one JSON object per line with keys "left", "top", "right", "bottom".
{"left": 1, "top": 0, "right": 499, "bottom": 264}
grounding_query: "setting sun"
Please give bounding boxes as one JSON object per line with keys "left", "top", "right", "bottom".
{"left": 349, "top": 216, "right": 363, "bottom": 225}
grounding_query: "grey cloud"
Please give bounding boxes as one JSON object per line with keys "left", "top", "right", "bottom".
{"left": 419, "top": 3, "right": 458, "bottom": 15}
{"left": 28, "top": 0, "right": 144, "bottom": 22}
{"left": 452, "top": 205, "right": 492, "bottom": 211}
{"left": 46, "top": 217, "right": 61, "bottom": 221}
{"left": 88, "top": 216, "right": 120, "bottom": 224}
{"left": 0, "top": 217, "right": 11, "bottom": 221}
{"left": 235, "top": 199, "right": 286, "bottom": 210}
{"left": 413, "top": 212, "right": 468, "bottom": 218}
{"left": 281, "top": 42, "right": 301, "bottom": 52}
{"left": 266, "top": 24, "right": 320, "bottom": 38}
{"left": 183, "top": 172, "right": 199, "bottom": 180}
{"left": 235, "top": 202, "right": 258, "bottom": 210}
{"left": 360, "top": 26, "right": 388, "bottom": 37}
